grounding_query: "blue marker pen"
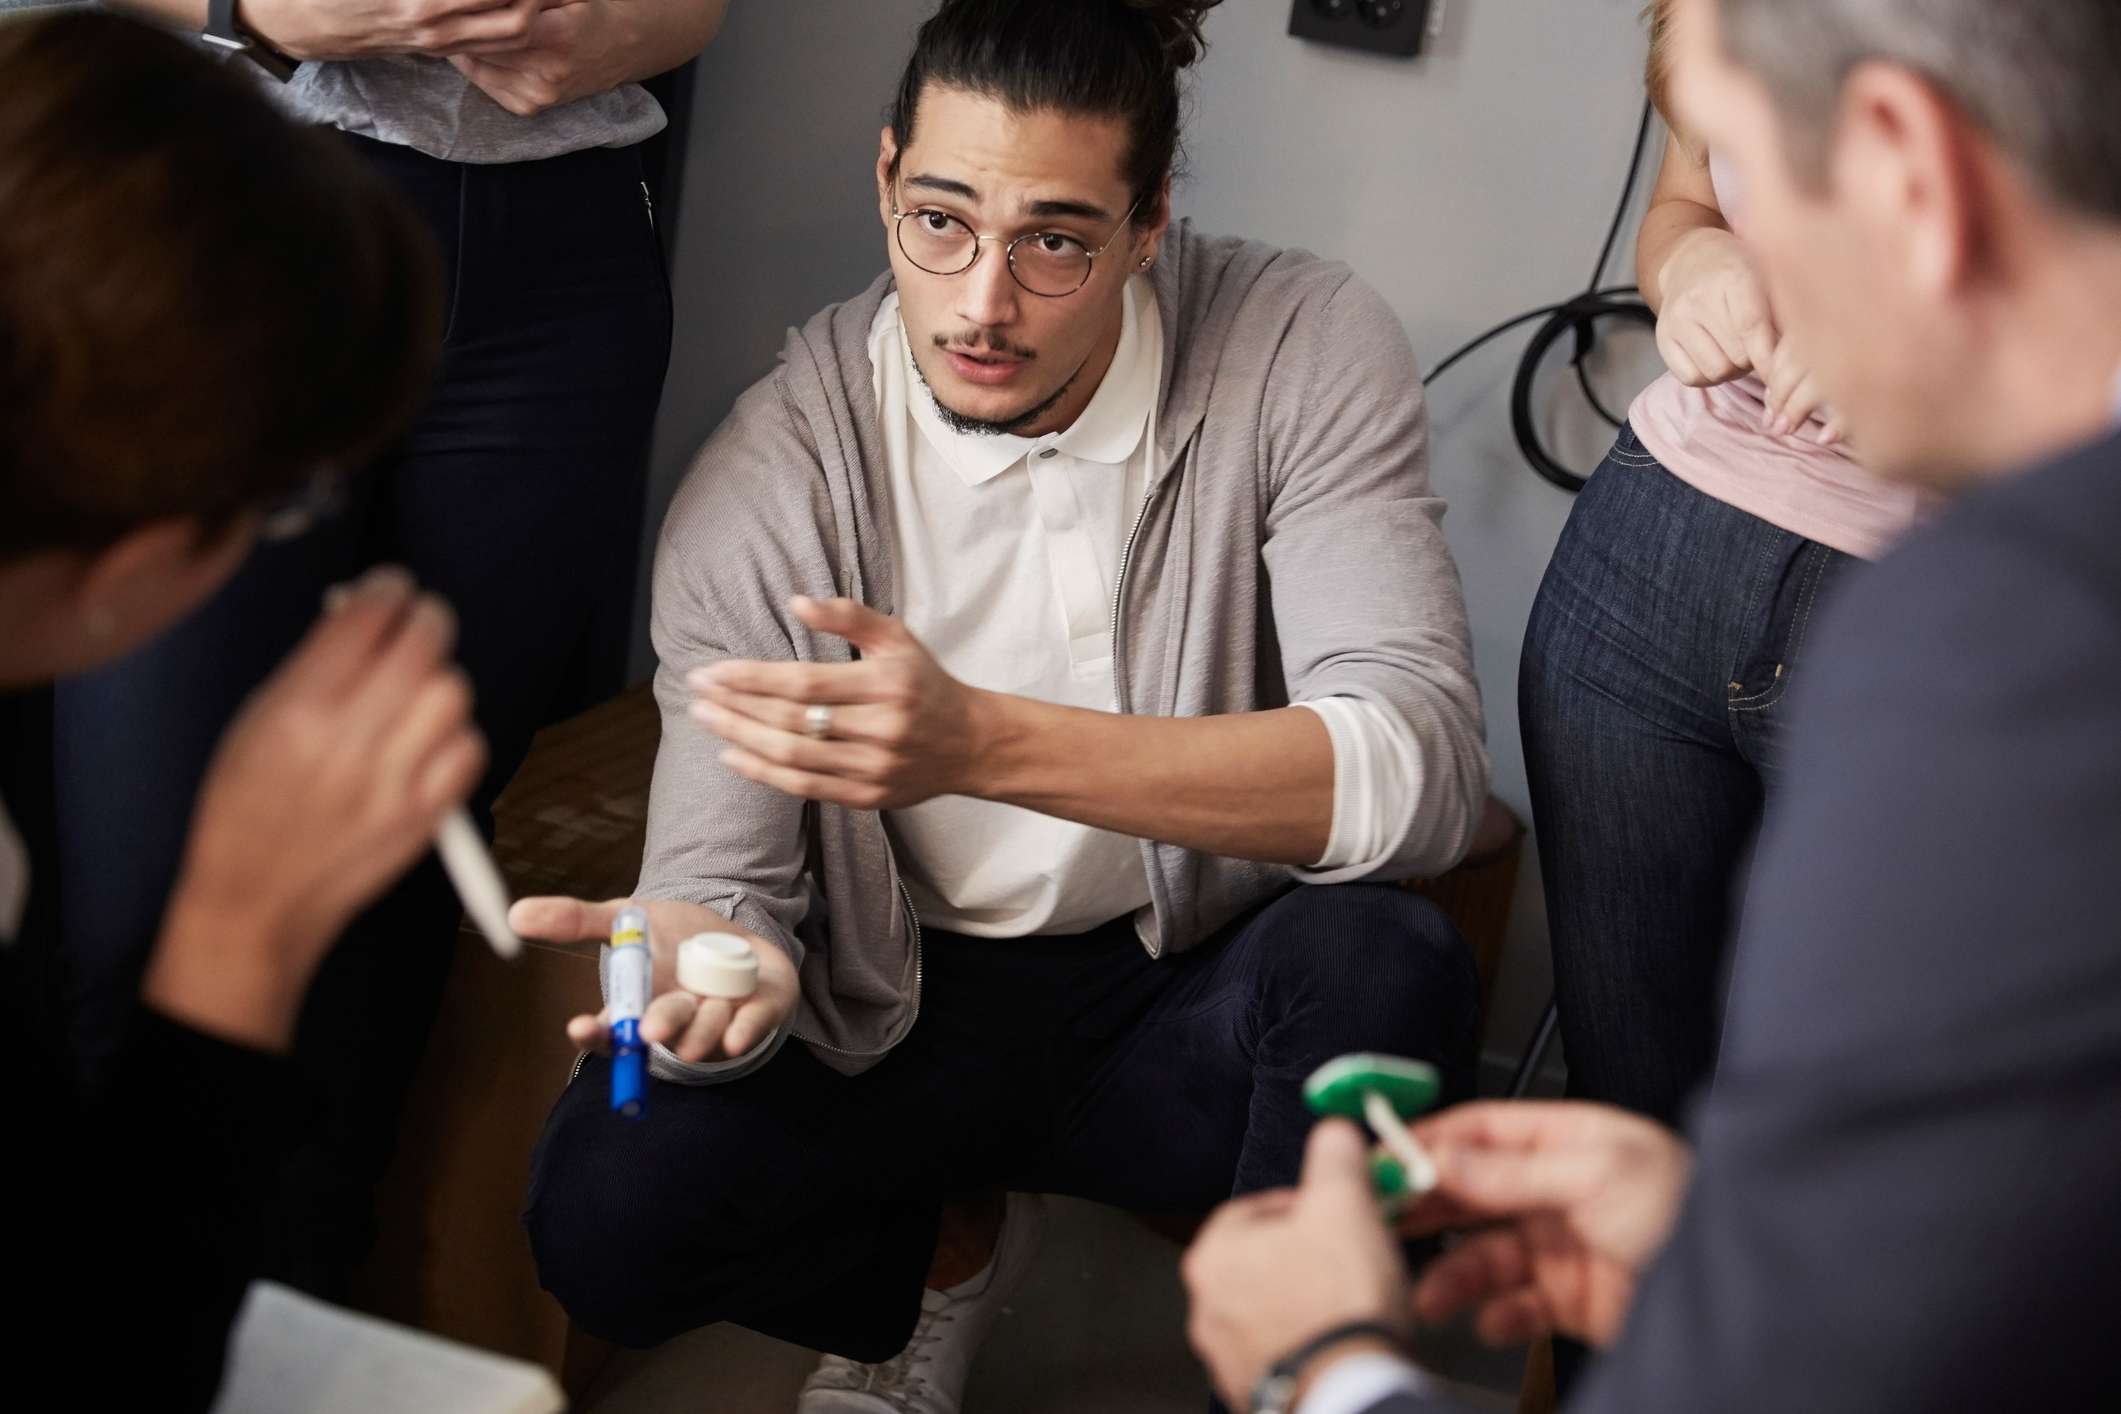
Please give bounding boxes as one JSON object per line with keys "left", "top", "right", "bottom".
{"left": 607, "top": 906, "right": 651, "bottom": 1118}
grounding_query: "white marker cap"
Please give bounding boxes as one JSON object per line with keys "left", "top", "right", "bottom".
{"left": 677, "top": 933, "right": 760, "bottom": 1000}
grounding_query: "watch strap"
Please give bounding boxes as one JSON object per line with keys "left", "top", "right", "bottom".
{"left": 201, "top": 0, "right": 243, "bottom": 47}
{"left": 1248, "top": 1319, "right": 1406, "bottom": 1414}
{"left": 202, "top": 0, "right": 299, "bottom": 82}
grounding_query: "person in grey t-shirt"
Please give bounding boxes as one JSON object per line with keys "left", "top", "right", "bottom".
{"left": 41, "top": 0, "right": 724, "bottom": 1299}
{"left": 113, "top": 0, "right": 720, "bottom": 160}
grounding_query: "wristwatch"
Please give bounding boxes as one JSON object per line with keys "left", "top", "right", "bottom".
{"left": 201, "top": 0, "right": 299, "bottom": 82}
{"left": 1249, "top": 1319, "right": 1406, "bottom": 1414}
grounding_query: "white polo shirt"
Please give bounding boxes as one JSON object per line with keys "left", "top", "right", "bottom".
{"left": 869, "top": 276, "right": 1426, "bottom": 939}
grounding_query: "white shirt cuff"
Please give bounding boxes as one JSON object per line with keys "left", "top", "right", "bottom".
{"left": 1293, "top": 696, "right": 1423, "bottom": 878}
{"left": 1296, "top": 1350, "right": 1433, "bottom": 1414}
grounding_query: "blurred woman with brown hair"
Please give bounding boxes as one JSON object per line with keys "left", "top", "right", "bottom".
{"left": 0, "top": 13, "right": 480, "bottom": 1405}
{"left": 41, "top": 0, "right": 725, "bottom": 1296}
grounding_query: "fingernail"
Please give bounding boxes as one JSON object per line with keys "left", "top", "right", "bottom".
{"left": 359, "top": 564, "right": 415, "bottom": 598}
{"left": 687, "top": 666, "right": 715, "bottom": 690}
{"left": 688, "top": 701, "right": 716, "bottom": 726}
{"left": 412, "top": 594, "right": 456, "bottom": 635}
{"left": 1771, "top": 416, "right": 1793, "bottom": 438}
{"left": 324, "top": 584, "right": 353, "bottom": 612}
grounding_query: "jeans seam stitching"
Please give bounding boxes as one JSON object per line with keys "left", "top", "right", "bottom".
{"left": 1731, "top": 545, "right": 1831, "bottom": 713}
{"left": 1725, "top": 534, "right": 1788, "bottom": 710}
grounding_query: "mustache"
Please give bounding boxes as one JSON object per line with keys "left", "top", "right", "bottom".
{"left": 932, "top": 331, "right": 1037, "bottom": 360}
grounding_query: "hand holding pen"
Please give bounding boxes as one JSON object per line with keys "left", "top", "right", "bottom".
{"left": 147, "top": 566, "right": 486, "bottom": 1052}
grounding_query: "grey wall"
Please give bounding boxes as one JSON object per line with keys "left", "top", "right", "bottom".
{"left": 636, "top": 0, "right": 936, "bottom": 656}
{"left": 640, "top": 0, "right": 1670, "bottom": 1072}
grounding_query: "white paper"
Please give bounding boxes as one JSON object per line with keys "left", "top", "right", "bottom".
{"left": 212, "top": 1282, "right": 565, "bottom": 1414}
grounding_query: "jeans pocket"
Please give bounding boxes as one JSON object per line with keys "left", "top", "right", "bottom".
{"left": 1728, "top": 538, "right": 1847, "bottom": 722}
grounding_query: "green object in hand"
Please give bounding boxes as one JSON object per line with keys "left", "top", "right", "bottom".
{"left": 1304, "top": 1053, "right": 1444, "bottom": 1206}
{"left": 1302, "top": 1053, "right": 1442, "bottom": 1122}
{"left": 1370, "top": 1151, "right": 1416, "bottom": 1219}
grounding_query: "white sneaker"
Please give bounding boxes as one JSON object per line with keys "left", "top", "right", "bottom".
{"left": 795, "top": 1193, "right": 1048, "bottom": 1414}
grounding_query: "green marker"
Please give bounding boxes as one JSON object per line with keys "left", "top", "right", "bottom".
{"left": 1304, "top": 1053, "right": 1443, "bottom": 1210}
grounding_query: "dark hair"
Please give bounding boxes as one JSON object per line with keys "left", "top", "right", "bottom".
{"left": 1719, "top": 0, "right": 2121, "bottom": 220}
{"left": 888, "top": 0, "right": 1224, "bottom": 220}
{"left": 0, "top": 12, "right": 443, "bottom": 558}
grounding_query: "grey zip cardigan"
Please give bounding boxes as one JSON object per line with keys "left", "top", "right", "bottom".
{"left": 633, "top": 222, "right": 1488, "bottom": 1082}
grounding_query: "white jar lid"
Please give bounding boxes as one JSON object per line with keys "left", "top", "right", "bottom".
{"left": 677, "top": 932, "right": 760, "bottom": 1000}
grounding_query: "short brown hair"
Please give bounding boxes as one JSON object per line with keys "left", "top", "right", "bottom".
{"left": 0, "top": 12, "right": 443, "bottom": 558}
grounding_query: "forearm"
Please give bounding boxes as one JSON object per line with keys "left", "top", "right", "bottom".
{"left": 104, "top": 0, "right": 208, "bottom": 28}
{"left": 108, "top": 0, "right": 728, "bottom": 78}
{"left": 971, "top": 694, "right": 1334, "bottom": 867}
{"left": 66, "top": 1006, "right": 300, "bottom": 1408}
{"left": 1636, "top": 198, "right": 1728, "bottom": 313}
{"left": 608, "top": 0, "right": 726, "bottom": 84}
{"left": 141, "top": 884, "right": 323, "bottom": 1053}
{"left": 1634, "top": 133, "right": 1732, "bottom": 313}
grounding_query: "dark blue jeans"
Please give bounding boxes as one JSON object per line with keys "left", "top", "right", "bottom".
{"left": 50, "top": 132, "right": 672, "bottom": 1293}
{"left": 524, "top": 884, "right": 1479, "bottom": 1360}
{"left": 1520, "top": 427, "right": 1855, "bottom": 1125}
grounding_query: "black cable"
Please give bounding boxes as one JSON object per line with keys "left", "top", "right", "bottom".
{"left": 1510, "top": 292, "right": 1656, "bottom": 491}
{"left": 1427, "top": 304, "right": 1567, "bottom": 384}
{"left": 1427, "top": 283, "right": 1639, "bottom": 384}
{"left": 1589, "top": 98, "right": 1658, "bottom": 291}
{"left": 1576, "top": 360, "right": 1627, "bottom": 429}
{"left": 1425, "top": 98, "right": 1659, "bottom": 492}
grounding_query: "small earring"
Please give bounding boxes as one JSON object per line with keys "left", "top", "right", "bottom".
{"left": 1139, "top": 256, "right": 1154, "bottom": 270}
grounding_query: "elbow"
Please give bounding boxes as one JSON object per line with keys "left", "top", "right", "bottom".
{"left": 1392, "top": 740, "right": 1492, "bottom": 881}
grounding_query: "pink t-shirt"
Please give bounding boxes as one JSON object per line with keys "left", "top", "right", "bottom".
{"left": 1627, "top": 152, "right": 1922, "bottom": 561}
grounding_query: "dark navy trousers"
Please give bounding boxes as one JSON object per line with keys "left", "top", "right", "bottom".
{"left": 525, "top": 884, "right": 1479, "bottom": 1360}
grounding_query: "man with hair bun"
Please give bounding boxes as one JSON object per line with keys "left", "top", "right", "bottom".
{"left": 516, "top": 1, "right": 1490, "bottom": 1408}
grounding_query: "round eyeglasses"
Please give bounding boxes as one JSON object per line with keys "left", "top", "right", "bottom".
{"left": 257, "top": 469, "right": 347, "bottom": 544}
{"left": 890, "top": 187, "right": 1146, "bottom": 298}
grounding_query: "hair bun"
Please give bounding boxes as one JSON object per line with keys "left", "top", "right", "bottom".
{"left": 1121, "top": 0, "right": 1224, "bottom": 71}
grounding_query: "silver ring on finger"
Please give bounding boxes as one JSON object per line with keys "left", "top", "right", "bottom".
{"left": 804, "top": 703, "right": 835, "bottom": 740}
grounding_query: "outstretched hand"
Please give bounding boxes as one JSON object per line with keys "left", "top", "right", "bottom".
{"left": 510, "top": 895, "right": 797, "bottom": 1063}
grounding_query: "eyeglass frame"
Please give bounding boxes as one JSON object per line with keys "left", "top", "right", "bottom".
{"left": 888, "top": 178, "right": 1150, "bottom": 298}
{"left": 256, "top": 469, "right": 348, "bottom": 544}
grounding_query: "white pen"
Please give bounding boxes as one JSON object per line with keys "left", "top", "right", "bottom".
{"left": 436, "top": 806, "right": 522, "bottom": 959}
{"left": 323, "top": 577, "right": 522, "bottom": 960}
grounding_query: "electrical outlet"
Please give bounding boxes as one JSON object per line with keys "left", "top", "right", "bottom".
{"left": 1288, "top": 0, "right": 1436, "bottom": 57}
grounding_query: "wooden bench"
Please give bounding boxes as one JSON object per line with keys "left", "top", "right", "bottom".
{"left": 354, "top": 684, "right": 1525, "bottom": 1384}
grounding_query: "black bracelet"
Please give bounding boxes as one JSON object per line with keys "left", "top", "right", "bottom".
{"left": 235, "top": 0, "right": 300, "bottom": 84}
{"left": 1249, "top": 1319, "right": 1407, "bottom": 1414}
{"left": 204, "top": 0, "right": 299, "bottom": 83}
